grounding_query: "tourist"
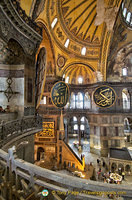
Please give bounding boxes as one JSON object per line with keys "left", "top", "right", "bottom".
{"left": 0, "top": 106, "right": 4, "bottom": 112}
{"left": 122, "top": 172, "right": 125, "bottom": 180}
{"left": 4, "top": 105, "right": 10, "bottom": 112}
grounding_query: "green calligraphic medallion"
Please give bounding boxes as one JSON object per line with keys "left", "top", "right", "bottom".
{"left": 93, "top": 85, "right": 116, "bottom": 108}
{"left": 51, "top": 81, "right": 69, "bottom": 108}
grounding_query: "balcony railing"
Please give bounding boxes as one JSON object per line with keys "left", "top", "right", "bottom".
{"left": 0, "top": 115, "right": 42, "bottom": 148}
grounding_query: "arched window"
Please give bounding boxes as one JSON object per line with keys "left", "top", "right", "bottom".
{"left": 122, "top": 89, "right": 130, "bottom": 109}
{"left": 122, "top": 67, "right": 127, "bottom": 76}
{"left": 81, "top": 47, "right": 86, "bottom": 55}
{"left": 74, "top": 124, "right": 78, "bottom": 130}
{"left": 65, "top": 101, "right": 69, "bottom": 108}
{"left": 123, "top": 8, "right": 127, "bottom": 17}
{"left": 124, "top": 118, "right": 130, "bottom": 132}
{"left": 126, "top": 12, "right": 131, "bottom": 22}
{"left": 65, "top": 76, "right": 69, "bottom": 83}
{"left": 81, "top": 116, "right": 85, "bottom": 122}
{"left": 64, "top": 39, "right": 70, "bottom": 48}
{"left": 73, "top": 116, "right": 77, "bottom": 122}
{"left": 84, "top": 92, "right": 91, "bottom": 109}
{"left": 122, "top": 1, "right": 132, "bottom": 28}
{"left": 70, "top": 92, "right": 76, "bottom": 109}
{"left": 78, "top": 77, "right": 83, "bottom": 84}
{"left": 51, "top": 18, "right": 58, "bottom": 28}
{"left": 80, "top": 124, "right": 85, "bottom": 130}
{"left": 76, "top": 92, "right": 83, "bottom": 109}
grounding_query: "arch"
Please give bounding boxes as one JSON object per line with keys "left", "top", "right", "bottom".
{"left": 36, "top": 21, "right": 56, "bottom": 75}
{"left": 125, "top": 164, "right": 131, "bottom": 172}
{"left": 7, "top": 38, "right": 25, "bottom": 64}
{"left": 63, "top": 63, "right": 95, "bottom": 85}
{"left": 118, "top": 163, "right": 124, "bottom": 172}
{"left": 35, "top": 47, "right": 47, "bottom": 108}
{"left": 111, "top": 163, "right": 117, "bottom": 172}
{"left": 37, "top": 147, "right": 45, "bottom": 161}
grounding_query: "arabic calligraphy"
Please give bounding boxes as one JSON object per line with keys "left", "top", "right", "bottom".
{"left": 37, "top": 122, "right": 54, "bottom": 138}
{"left": 51, "top": 81, "right": 69, "bottom": 108}
{"left": 93, "top": 86, "right": 116, "bottom": 108}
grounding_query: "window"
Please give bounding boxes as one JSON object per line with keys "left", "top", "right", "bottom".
{"left": 123, "top": 8, "right": 127, "bottom": 17}
{"left": 64, "top": 39, "right": 70, "bottom": 48}
{"left": 81, "top": 117, "right": 85, "bottom": 122}
{"left": 74, "top": 124, "right": 78, "bottom": 130}
{"left": 80, "top": 124, "right": 85, "bottom": 130}
{"left": 122, "top": 89, "right": 130, "bottom": 109}
{"left": 84, "top": 92, "right": 91, "bottom": 109}
{"left": 73, "top": 116, "right": 77, "bottom": 122}
{"left": 122, "top": 1, "right": 132, "bottom": 28}
{"left": 40, "top": 96, "right": 46, "bottom": 104}
{"left": 65, "top": 101, "right": 69, "bottom": 108}
{"left": 76, "top": 92, "right": 83, "bottom": 109}
{"left": 70, "top": 92, "right": 76, "bottom": 109}
{"left": 126, "top": 12, "right": 131, "bottom": 23}
{"left": 81, "top": 47, "right": 86, "bottom": 55}
{"left": 43, "top": 96, "right": 46, "bottom": 104}
{"left": 65, "top": 76, "right": 69, "bottom": 83}
{"left": 51, "top": 18, "right": 58, "bottom": 28}
{"left": 78, "top": 77, "right": 83, "bottom": 84}
{"left": 122, "top": 67, "right": 127, "bottom": 76}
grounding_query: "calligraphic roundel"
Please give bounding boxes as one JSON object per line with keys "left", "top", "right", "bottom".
{"left": 93, "top": 85, "right": 116, "bottom": 108}
{"left": 51, "top": 81, "right": 69, "bottom": 108}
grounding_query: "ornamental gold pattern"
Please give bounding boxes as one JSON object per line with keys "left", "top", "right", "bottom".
{"left": 37, "top": 122, "right": 54, "bottom": 138}
{"left": 93, "top": 85, "right": 116, "bottom": 108}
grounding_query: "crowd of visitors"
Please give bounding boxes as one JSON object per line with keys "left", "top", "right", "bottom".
{"left": 96, "top": 158, "right": 124, "bottom": 184}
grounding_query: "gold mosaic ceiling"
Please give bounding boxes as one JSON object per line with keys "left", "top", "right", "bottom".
{"left": 20, "top": 0, "right": 122, "bottom": 84}
{"left": 47, "top": 0, "right": 103, "bottom": 59}
{"left": 64, "top": 63, "right": 96, "bottom": 84}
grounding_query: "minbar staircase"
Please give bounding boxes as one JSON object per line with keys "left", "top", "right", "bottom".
{"left": 58, "top": 139, "right": 84, "bottom": 171}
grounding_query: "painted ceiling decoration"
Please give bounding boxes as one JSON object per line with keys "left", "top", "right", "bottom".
{"left": 63, "top": 63, "right": 96, "bottom": 84}
{"left": 46, "top": 0, "right": 102, "bottom": 59}
{"left": 20, "top": 0, "right": 122, "bottom": 83}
